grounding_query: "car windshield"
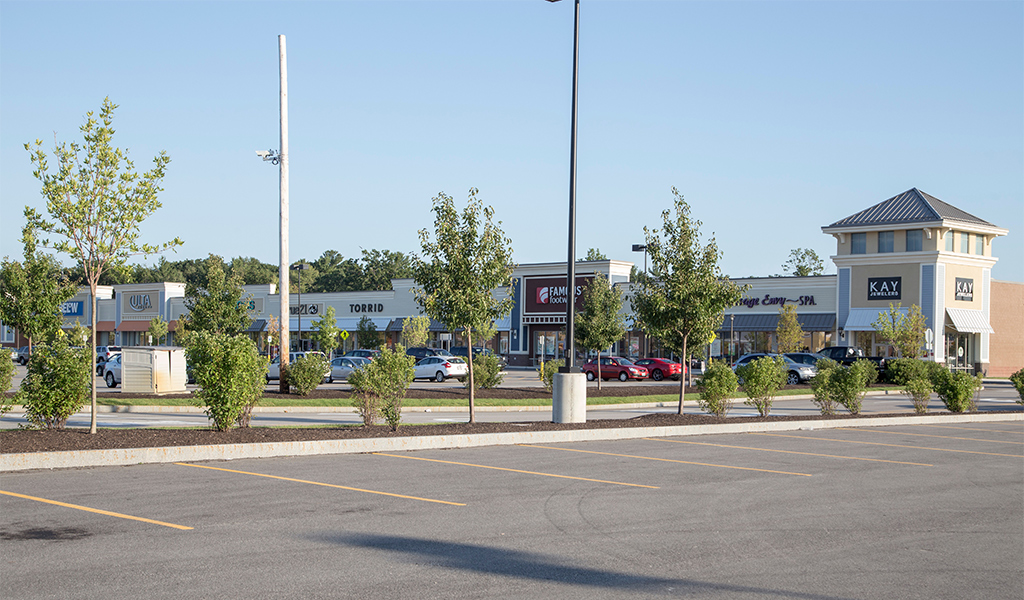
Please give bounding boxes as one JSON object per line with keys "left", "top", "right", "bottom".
{"left": 447, "top": 357, "right": 465, "bottom": 364}
{"left": 617, "top": 358, "right": 635, "bottom": 366}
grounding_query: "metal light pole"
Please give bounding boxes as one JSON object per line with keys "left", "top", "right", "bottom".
{"left": 730, "top": 313, "right": 735, "bottom": 364}
{"left": 291, "top": 262, "right": 311, "bottom": 351}
{"left": 632, "top": 244, "right": 647, "bottom": 357}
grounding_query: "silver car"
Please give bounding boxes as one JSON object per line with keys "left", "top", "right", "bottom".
{"left": 732, "top": 352, "right": 817, "bottom": 385}
{"left": 103, "top": 354, "right": 123, "bottom": 388}
{"left": 328, "top": 357, "right": 368, "bottom": 383}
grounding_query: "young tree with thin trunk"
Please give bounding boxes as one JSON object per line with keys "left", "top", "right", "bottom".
{"left": 775, "top": 304, "right": 804, "bottom": 353}
{"left": 401, "top": 316, "right": 430, "bottom": 349}
{"left": 415, "top": 189, "right": 515, "bottom": 423}
{"left": 147, "top": 315, "right": 168, "bottom": 346}
{"left": 25, "top": 98, "right": 182, "bottom": 433}
{"left": 178, "top": 255, "right": 251, "bottom": 339}
{"left": 631, "top": 188, "right": 747, "bottom": 414}
{"left": 311, "top": 305, "right": 340, "bottom": 358}
{"left": 575, "top": 274, "right": 626, "bottom": 389}
{"left": 872, "top": 302, "right": 927, "bottom": 358}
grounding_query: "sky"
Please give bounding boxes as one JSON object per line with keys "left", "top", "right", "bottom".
{"left": 1, "top": 1, "right": 1022, "bottom": 283}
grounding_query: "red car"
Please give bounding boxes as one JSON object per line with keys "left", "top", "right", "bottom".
{"left": 633, "top": 358, "right": 685, "bottom": 382}
{"left": 581, "top": 356, "right": 649, "bottom": 382}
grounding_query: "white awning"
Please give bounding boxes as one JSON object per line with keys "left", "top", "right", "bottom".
{"left": 843, "top": 307, "right": 907, "bottom": 331}
{"left": 946, "top": 308, "right": 993, "bottom": 334}
{"left": 289, "top": 317, "right": 391, "bottom": 332}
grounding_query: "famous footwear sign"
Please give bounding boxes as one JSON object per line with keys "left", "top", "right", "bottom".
{"left": 524, "top": 276, "right": 593, "bottom": 314}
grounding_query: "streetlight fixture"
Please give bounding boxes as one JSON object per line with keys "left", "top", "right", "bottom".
{"left": 547, "top": 0, "right": 581, "bottom": 371}
{"left": 291, "top": 262, "right": 312, "bottom": 351}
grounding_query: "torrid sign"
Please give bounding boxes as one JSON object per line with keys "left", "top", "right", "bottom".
{"left": 868, "top": 277, "right": 901, "bottom": 301}
{"left": 524, "top": 276, "right": 593, "bottom": 314}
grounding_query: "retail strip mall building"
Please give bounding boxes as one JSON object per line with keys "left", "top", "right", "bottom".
{"left": 3, "top": 188, "right": 1020, "bottom": 376}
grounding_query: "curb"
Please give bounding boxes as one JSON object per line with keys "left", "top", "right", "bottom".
{"left": 2, "top": 412, "right": 1020, "bottom": 473}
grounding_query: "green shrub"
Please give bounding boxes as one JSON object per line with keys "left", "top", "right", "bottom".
{"left": 348, "top": 345, "right": 415, "bottom": 431}
{"left": 738, "top": 356, "right": 787, "bottom": 417}
{"left": 931, "top": 368, "right": 982, "bottom": 413}
{"left": 696, "top": 360, "right": 738, "bottom": 417}
{"left": 810, "top": 358, "right": 841, "bottom": 415}
{"left": 886, "top": 358, "right": 931, "bottom": 385}
{"left": 186, "top": 331, "right": 268, "bottom": 430}
{"left": 835, "top": 359, "right": 877, "bottom": 415}
{"left": 903, "top": 377, "right": 932, "bottom": 414}
{"left": 1010, "top": 368, "right": 1024, "bottom": 405}
{"left": 538, "top": 359, "right": 564, "bottom": 393}
{"left": 464, "top": 353, "right": 504, "bottom": 391}
{"left": 16, "top": 339, "right": 91, "bottom": 429}
{"left": 0, "top": 356, "right": 14, "bottom": 417}
{"left": 288, "top": 353, "right": 329, "bottom": 396}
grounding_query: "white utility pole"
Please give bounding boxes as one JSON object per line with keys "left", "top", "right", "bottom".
{"left": 278, "top": 34, "right": 290, "bottom": 393}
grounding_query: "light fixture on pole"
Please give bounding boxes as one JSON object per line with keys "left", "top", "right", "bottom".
{"left": 291, "top": 262, "right": 312, "bottom": 351}
{"left": 631, "top": 244, "right": 647, "bottom": 275}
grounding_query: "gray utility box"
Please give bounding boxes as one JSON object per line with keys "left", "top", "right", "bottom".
{"left": 122, "top": 347, "right": 188, "bottom": 395}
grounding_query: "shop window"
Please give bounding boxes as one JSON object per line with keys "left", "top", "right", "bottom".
{"left": 975, "top": 235, "right": 985, "bottom": 255}
{"left": 851, "top": 233, "right": 867, "bottom": 254}
{"left": 878, "top": 231, "right": 894, "bottom": 253}
{"left": 945, "top": 231, "right": 954, "bottom": 251}
{"left": 905, "top": 229, "right": 922, "bottom": 252}
{"left": 960, "top": 232, "right": 970, "bottom": 254}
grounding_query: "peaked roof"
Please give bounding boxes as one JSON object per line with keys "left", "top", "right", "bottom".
{"left": 825, "top": 188, "right": 996, "bottom": 229}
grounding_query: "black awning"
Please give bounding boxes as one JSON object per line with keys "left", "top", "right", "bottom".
{"left": 716, "top": 313, "right": 835, "bottom": 332}
{"left": 244, "top": 319, "right": 267, "bottom": 333}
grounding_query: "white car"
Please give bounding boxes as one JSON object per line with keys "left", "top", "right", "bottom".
{"left": 103, "top": 354, "right": 123, "bottom": 388}
{"left": 266, "top": 351, "right": 330, "bottom": 382}
{"left": 413, "top": 356, "right": 468, "bottom": 383}
{"left": 328, "top": 356, "right": 368, "bottom": 383}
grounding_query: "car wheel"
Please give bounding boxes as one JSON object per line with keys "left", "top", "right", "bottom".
{"left": 19, "top": 357, "right": 26, "bottom": 365}
{"left": 434, "top": 371, "right": 445, "bottom": 383}
{"left": 586, "top": 371, "right": 595, "bottom": 381}
{"left": 787, "top": 371, "right": 800, "bottom": 385}
{"left": 618, "top": 372, "right": 629, "bottom": 382}
{"left": 651, "top": 369, "right": 664, "bottom": 381}
{"left": 105, "top": 372, "right": 117, "bottom": 388}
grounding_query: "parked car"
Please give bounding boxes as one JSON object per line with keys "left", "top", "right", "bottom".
{"left": 9, "top": 348, "right": 17, "bottom": 362}
{"left": 15, "top": 346, "right": 30, "bottom": 365}
{"left": 817, "top": 346, "right": 887, "bottom": 374}
{"left": 96, "top": 345, "right": 122, "bottom": 363}
{"left": 342, "top": 349, "right": 381, "bottom": 360}
{"left": 266, "top": 351, "right": 330, "bottom": 382}
{"left": 581, "top": 356, "right": 649, "bottom": 382}
{"left": 406, "top": 347, "right": 454, "bottom": 362}
{"left": 784, "top": 352, "right": 827, "bottom": 367}
{"left": 413, "top": 356, "right": 468, "bottom": 382}
{"left": 450, "top": 346, "right": 507, "bottom": 370}
{"left": 103, "top": 354, "right": 123, "bottom": 388}
{"left": 328, "top": 356, "right": 368, "bottom": 383}
{"left": 732, "top": 353, "right": 816, "bottom": 385}
{"left": 633, "top": 358, "right": 685, "bottom": 381}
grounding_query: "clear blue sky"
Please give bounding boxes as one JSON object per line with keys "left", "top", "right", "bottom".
{"left": 2, "top": 1, "right": 1021, "bottom": 282}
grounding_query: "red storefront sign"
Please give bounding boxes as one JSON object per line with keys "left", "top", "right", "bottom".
{"left": 523, "top": 276, "right": 593, "bottom": 314}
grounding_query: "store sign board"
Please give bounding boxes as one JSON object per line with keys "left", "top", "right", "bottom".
{"left": 290, "top": 303, "right": 324, "bottom": 316}
{"left": 524, "top": 276, "right": 593, "bottom": 314}
{"left": 955, "top": 278, "right": 974, "bottom": 302}
{"left": 867, "top": 277, "right": 901, "bottom": 300}
{"left": 59, "top": 301, "right": 84, "bottom": 317}
{"left": 236, "top": 298, "right": 265, "bottom": 314}
{"left": 123, "top": 292, "right": 157, "bottom": 314}
{"left": 737, "top": 295, "right": 817, "bottom": 309}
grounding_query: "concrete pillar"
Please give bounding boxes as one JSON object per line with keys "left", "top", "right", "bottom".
{"left": 552, "top": 372, "right": 587, "bottom": 423}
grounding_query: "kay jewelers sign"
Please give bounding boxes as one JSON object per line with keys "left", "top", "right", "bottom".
{"left": 868, "top": 277, "right": 901, "bottom": 301}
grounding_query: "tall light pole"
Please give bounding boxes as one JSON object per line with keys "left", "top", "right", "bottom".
{"left": 548, "top": 0, "right": 580, "bottom": 370}
{"left": 291, "top": 262, "right": 311, "bottom": 351}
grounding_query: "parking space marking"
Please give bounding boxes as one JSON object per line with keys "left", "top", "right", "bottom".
{"left": 373, "top": 453, "right": 658, "bottom": 488}
{"left": 913, "top": 424, "right": 1024, "bottom": 435}
{"left": 835, "top": 427, "right": 1024, "bottom": 445}
{"left": 520, "top": 445, "right": 812, "bottom": 477}
{"left": 175, "top": 463, "right": 466, "bottom": 506}
{"left": 752, "top": 433, "right": 1024, "bottom": 458}
{"left": 0, "top": 490, "right": 193, "bottom": 530}
{"left": 643, "top": 438, "right": 933, "bottom": 466}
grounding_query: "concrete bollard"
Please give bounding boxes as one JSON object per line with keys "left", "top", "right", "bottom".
{"left": 552, "top": 372, "right": 587, "bottom": 423}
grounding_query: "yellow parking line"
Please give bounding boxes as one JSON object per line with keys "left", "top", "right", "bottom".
{"left": 520, "top": 445, "right": 812, "bottom": 477}
{"left": 913, "top": 424, "right": 1024, "bottom": 435}
{"left": 175, "top": 463, "right": 465, "bottom": 506}
{"left": 0, "top": 490, "right": 192, "bottom": 530}
{"left": 643, "top": 438, "right": 933, "bottom": 466}
{"left": 373, "top": 453, "right": 658, "bottom": 488}
{"left": 752, "top": 433, "right": 1024, "bottom": 458}
{"left": 835, "top": 427, "right": 1024, "bottom": 445}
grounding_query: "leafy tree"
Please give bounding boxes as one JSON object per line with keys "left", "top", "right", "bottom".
{"left": 579, "top": 248, "right": 607, "bottom": 262}
{"left": 308, "top": 257, "right": 364, "bottom": 293}
{"left": 0, "top": 354, "right": 16, "bottom": 417}
{"left": 17, "top": 325, "right": 92, "bottom": 430}
{"left": 147, "top": 315, "right": 168, "bottom": 345}
{"left": 228, "top": 256, "right": 278, "bottom": 285}
{"left": 871, "top": 302, "right": 927, "bottom": 358}
{"left": 574, "top": 274, "right": 626, "bottom": 389}
{"left": 288, "top": 353, "right": 330, "bottom": 396}
{"left": 185, "top": 331, "right": 268, "bottom": 430}
{"left": 775, "top": 304, "right": 804, "bottom": 353}
{"left": 178, "top": 255, "right": 251, "bottom": 338}
{"left": 1009, "top": 368, "right": 1024, "bottom": 405}
{"left": 696, "top": 360, "right": 739, "bottom": 416}
{"left": 782, "top": 248, "right": 824, "bottom": 276}
{"left": 310, "top": 305, "right": 340, "bottom": 358}
{"left": 361, "top": 249, "right": 415, "bottom": 290}
{"left": 631, "top": 188, "right": 747, "bottom": 413}
{"left": 0, "top": 222, "right": 77, "bottom": 355}
{"left": 738, "top": 355, "right": 787, "bottom": 417}
{"left": 25, "top": 97, "right": 182, "bottom": 433}
{"left": 348, "top": 345, "right": 416, "bottom": 430}
{"left": 402, "top": 316, "right": 430, "bottom": 349}
{"left": 415, "top": 188, "right": 515, "bottom": 423}
{"left": 356, "top": 316, "right": 382, "bottom": 350}
{"left": 265, "top": 314, "right": 281, "bottom": 355}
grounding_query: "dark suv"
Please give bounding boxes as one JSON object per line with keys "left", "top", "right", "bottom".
{"left": 406, "top": 347, "right": 453, "bottom": 362}
{"left": 450, "top": 346, "right": 507, "bottom": 370}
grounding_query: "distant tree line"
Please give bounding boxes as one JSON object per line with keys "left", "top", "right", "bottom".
{"left": 61, "top": 248, "right": 416, "bottom": 294}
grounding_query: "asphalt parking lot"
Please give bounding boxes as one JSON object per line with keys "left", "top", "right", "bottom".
{"left": 2, "top": 421, "right": 1021, "bottom": 599}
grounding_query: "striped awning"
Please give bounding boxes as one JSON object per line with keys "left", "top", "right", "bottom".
{"left": 946, "top": 308, "right": 993, "bottom": 334}
{"left": 843, "top": 307, "right": 907, "bottom": 332}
